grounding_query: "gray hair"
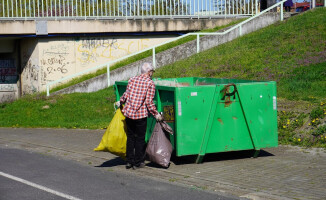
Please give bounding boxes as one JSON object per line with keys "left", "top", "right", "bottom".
{"left": 141, "top": 62, "right": 154, "bottom": 74}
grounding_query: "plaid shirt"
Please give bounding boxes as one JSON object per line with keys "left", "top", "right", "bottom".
{"left": 120, "top": 73, "right": 158, "bottom": 119}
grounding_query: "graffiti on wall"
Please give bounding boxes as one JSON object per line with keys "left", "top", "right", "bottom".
{"left": 0, "top": 84, "right": 15, "bottom": 91}
{"left": 40, "top": 40, "right": 76, "bottom": 87}
{"left": 41, "top": 55, "right": 69, "bottom": 75}
{"left": 0, "top": 59, "right": 17, "bottom": 83}
{"left": 21, "top": 36, "right": 173, "bottom": 93}
{"left": 76, "top": 38, "right": 150, "bottom": 65}
{"left": 21, "top": 40, "right": 40, "bottom": 95}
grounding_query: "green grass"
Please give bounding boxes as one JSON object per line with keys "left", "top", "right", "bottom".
{"left": 50, "top": 18, "right": 246, "bottom": 93}
{"left": 0, "top": 88, "right": 116, "bottom": 129}
{"left": 154, "top": 8, "right": 326, "bottom": 102}
{"left": 276, "top": 63, "right": 326, "bottom": 101}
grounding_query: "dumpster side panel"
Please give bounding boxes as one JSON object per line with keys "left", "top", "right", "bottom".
{"left": 206, "top": 101, "right": 254, "bottom": 153}
{"left": 175, "top": 86, "right": 216, "bottom": 156}
{"left": 237, "top": 83, "right": 278, "bottom": 148}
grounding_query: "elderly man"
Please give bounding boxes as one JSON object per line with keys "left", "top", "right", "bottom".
{"left": 116, "top": 62, "right": 163, "bottom": 169}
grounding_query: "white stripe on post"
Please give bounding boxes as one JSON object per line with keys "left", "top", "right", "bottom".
{"left": 107, "top": 64, "right": 110, "bottom": 87}
{"left": 197, "top": 34, "right": 200, "bottom": 53}
{"left": 152, "top": 48, "right": 156, "bottom": 69}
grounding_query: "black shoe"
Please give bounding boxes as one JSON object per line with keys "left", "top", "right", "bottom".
{"left": 133, "top": 162, "right": 145, "bottom": 170}
{"left": 125, "top": 163, "right": 133, "bottom": 169}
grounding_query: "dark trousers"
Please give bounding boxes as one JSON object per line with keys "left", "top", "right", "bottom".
{"left": 125, "top": 117, "right": 147, "bottom": 166}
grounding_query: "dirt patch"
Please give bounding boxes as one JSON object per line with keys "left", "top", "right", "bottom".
{"left": 277, "top": 98, "right": 313, "bottom": 114}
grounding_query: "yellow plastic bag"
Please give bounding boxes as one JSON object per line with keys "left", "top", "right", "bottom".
{"left": 94, "top": 108, "right": 127, "bottom": 159}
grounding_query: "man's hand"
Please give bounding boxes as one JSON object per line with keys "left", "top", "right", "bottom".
{"left": 155, "top": 113, "right": 163, "bottom": 121}
{"left": 115, "top": 101, "right": 121, "bottom": 108}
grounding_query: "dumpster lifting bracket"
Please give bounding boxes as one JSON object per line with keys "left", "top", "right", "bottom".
{"left": 235, "top": 84, "right": 260, "bottom": 158}
{"left": 196, "top": 85, "right": 220, "bottom": 164}
{"left": 196, "top": 84, "right": 260, "bottom": 163}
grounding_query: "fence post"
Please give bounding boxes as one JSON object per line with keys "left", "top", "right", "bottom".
{"left": 239, "top": 25, "right": 242, "bottom": 36}
{"left": 280, "top": 3, "right": 283, "bottom": 21}
{"left": 197, "top": 0, "right": 200, "bottom": 19}
{"left": 197, "top": 34, "right": 200, "bottom": 53}
{"left": 107, "top": 64, "right": 110, "bottom": 87}
{"left": 46, "top": 85, "right": 50, "bottom": 97}
{"left": 153, "top": 48, "right": 156, "bottom": 69}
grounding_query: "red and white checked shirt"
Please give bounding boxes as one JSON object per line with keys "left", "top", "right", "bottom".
{"left": 120, "top": 73, "right": 158, "bottom": 119}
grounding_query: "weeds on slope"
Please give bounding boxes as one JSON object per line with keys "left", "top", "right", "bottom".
{"left": 50, "top": 18, "right": 245, "bottom": 93}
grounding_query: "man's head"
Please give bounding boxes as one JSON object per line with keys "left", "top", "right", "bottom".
{"left": 141, "top": 62, "right": 155, "bottom": 77}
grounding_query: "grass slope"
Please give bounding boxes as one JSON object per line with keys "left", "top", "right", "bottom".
{"left": 154, "top": 8, "right": 326, "bottom": 102}
{"left": 51, "top": 18, "right": 246, "bottom": 93}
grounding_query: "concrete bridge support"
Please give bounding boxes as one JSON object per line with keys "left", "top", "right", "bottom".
{"left": 0, "top": 17, "right": 238, "bottom": 103}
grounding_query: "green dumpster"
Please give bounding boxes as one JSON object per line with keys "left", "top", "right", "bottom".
{"left": 114, "top": 77, "right": 278, "bottom": 163}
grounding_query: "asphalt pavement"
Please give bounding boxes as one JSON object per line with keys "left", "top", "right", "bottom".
{"left": 0, "top": 128, "right": 325, "bottom": 200}
{"left": 0, "top": 148, "right": 235, "bottom": 200}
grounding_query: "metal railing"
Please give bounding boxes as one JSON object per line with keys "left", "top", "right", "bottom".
{"left": 0, "top": 0, "right": 259, "bottom": 20}
{"left": 46, "top": 0, "right": 288, "bottom": 96}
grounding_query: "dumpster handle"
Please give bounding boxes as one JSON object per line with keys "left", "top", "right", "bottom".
{"left": 221, "top": 83, "right": 237, "bottom": 100}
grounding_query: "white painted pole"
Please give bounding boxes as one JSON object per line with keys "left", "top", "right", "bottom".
{"left": 107, "top": 64, "right": 110, "bottom": 87}
{"left": 197, "top": 0, "right": 199, "bottom": 18}
{"left": 281, "top": 3, "right": 283, "bottom": 21}
{"left": 47, "top": 85, "right": 50, "bottom": 96}
{"left": 197, "top": 34, "right": 200, "bottom": 53}
{"left": 239, "top": 25, "right": 242, "bottom": 36}
{"left": 152, "top": 48, "right": 156, "bottom": 68}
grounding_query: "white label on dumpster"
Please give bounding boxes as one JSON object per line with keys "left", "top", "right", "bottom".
{"left": 191, "top": 92, "right": 197, "bottom": 96}
{"left": 178, "top": 101, "right": 182, "bottom": 116}
{"left": 273, "top": 96, "right": 277, "bottom": 110}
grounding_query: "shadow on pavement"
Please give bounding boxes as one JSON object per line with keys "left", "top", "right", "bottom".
{"left": 95, "top": 157, "right": 126, "bottom": 168}
{"left": 94, "top": 149, "right": 275, "bottom": 168}
{"left": 171, "top": 149, "right": 275, "bottom": 165}
{"left": 145, "top": 162, "right": 170, "bottom": 169}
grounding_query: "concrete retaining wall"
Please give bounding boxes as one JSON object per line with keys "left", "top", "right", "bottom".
{"left": 52, "top": 12, "right": 290, "bottom": 96}
{"left": 0, "top": 84, "right": 19, "bottom": 103}
{"left": 19, "top": 35, "right": 178, "bottom": 95}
